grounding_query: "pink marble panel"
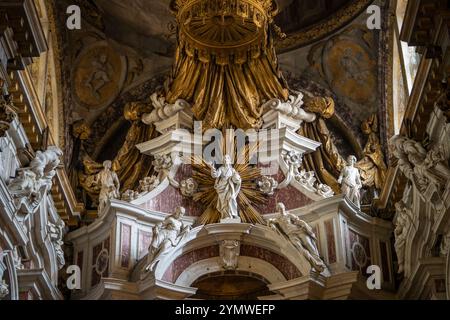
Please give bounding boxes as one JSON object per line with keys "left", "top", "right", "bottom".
{"left": 162, "top": 244, "right": 302, "bottom": 283}
{"left": 255, "top": 170, "right": 314, "bottom": 214}
{"left": 120, "top": 224, "right": 131, "bottom": 268}
{"left": 348, "top": 229, "right": 372, "bottom": 272}
{"left": 162, "top": 245, "right": 219, "bottom": 282}
{"left": 324, "top": 220, "right": 337, "bottom": 264}
{"left": 240, "top": 245, "right": 303, "bottom": 280}
{"left": 140, "top": 185, "right": 205, "bottom": 217}
{"left": 138, "top": 231, "right": 152, "bottom": 260}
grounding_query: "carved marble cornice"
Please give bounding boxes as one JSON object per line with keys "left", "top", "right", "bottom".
{"left": 0, "top": 0, "right": 47, "bottom": 67}
{"left": 0, "top": 1, "right": 84, "bottom": 225}
{"left": 400, "top": 0, "right": 447, "bottom": 49}
{"left": 379, "top": 0, "right": 450, "bottom": 214}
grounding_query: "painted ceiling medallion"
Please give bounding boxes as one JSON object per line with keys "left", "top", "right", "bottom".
{"left": 73, "top": 42, "right": 127, "bottom": 110}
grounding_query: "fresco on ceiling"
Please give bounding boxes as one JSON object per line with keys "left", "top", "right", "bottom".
{"left": 275, "top": 0, "right": 352, "bottom": 33}
{"left": 280, "top": 22, "right": 381, "bottom": 148}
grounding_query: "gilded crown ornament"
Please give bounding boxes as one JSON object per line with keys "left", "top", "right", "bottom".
{"left": 166, "top": 0, "right": 288, "bottom": 130}
{"left": 170, "top": 0, "right": 279, "bottom": 65}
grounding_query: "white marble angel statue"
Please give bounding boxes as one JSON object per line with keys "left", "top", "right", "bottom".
{"left": 268, "top": 203, "right": 326, "bottom": 273}
{"left": 210, "top": 155, "right": 242, "bottom": 220}
{"left": 144, "top": 207, "right": 190, "bottom": 272}
{"left": 338, "top": 155, "right": 363, "bottom": 209}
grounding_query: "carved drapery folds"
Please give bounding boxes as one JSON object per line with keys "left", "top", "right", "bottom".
{"left": 166, "top": 0, "right": 289, "bottom": 130}
{"left": 394, "top": 198, "right": 414, "bottom": 274}
{"left": 79, "top": 102, "right": 157, "bottom": 205}
{"left": 338, "top": 156, "right": 363, "bottom": 209}
{"left": 97, "top": 160, "right": 121, "bottom": 214}
{"left": 298, "top": 93, "right": 346, "bottom": 194}
{"left": 192, "top": 151, "right": 266, "bottom": 226}
{"left": 355, "top": 114, "right": 387, "bottom": 192}
{"left": 7, "top": 146, "right": 63, "bottom": 216}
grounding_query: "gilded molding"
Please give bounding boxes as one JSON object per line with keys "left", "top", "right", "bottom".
{"left": 275, "top": 0, "right": 373, "bottom": 53}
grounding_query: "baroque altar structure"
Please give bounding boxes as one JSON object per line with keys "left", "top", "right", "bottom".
{"left": 0, "top": 0, "right": 449, "bottom": 301}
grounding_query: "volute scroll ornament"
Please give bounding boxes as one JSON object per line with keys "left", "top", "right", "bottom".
{"left": 141, "top": 92, "right": 191, "bottom": 126}
{"left": 262, "top": 91, "right": 317, "bottom": 123}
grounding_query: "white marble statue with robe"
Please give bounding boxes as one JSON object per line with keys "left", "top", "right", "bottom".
{"left": 211, "top": 155, "right": 242, "bottom": 220}
{"left": 338, "top": 155, "right": 363, "bottom": 209}
{"left": 96, "top": 160, "right": 120, "bottom": 214}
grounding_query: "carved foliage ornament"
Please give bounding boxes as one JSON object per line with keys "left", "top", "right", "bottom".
{"left": 180, "top": 178, "right": 198, "bottom": 197}
{"left": 220, "top": 240, "right": 240, "bottom": 270}
{"left": 276, "top": 150, "right": 334, "bottom": 198}
{"left": 47, "top": 220, "right": 66, "bottom": 270}
{"left": 121, "top": 176, "right": 160, "bottom": 202}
